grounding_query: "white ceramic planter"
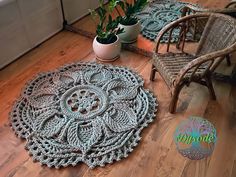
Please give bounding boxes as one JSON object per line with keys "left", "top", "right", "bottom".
{"left": 93, "top": 35, "right": 121, "bottom": 62}
{"left": 118, "top": 21, "right": 141, "bottom": 43}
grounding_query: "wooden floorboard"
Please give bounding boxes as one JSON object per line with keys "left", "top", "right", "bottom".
{"left": 0, "top": 0, "right": 236, "bottom": 176}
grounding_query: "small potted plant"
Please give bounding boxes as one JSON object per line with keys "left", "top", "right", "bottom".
{"left": 116, "top": 0, "right": 148, "bottom": 43}
{"left": 90, "top": 0, "right": 124, "bottom": 62}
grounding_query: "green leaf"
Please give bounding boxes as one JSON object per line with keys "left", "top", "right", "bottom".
{"left": 97, "top": 7, "right": 106, "bottom": 19}
{"left": 108, "top": 0, "right": 119, "bottom": 11}
{"left": 116, "top": 0, "right": 148, "bottom": 25}
{"left": 116, "top": 27, "right": 124, "bottom": 35}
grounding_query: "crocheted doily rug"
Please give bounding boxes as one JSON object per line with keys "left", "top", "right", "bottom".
{"left": 10, "top": 62, "right": 158, "bottom": 168}
{"left": 135, "top": 0, "right": 200, "bottom": 42}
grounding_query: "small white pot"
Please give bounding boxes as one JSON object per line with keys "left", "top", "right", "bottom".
{"left": 93, "top": 35, "right": 121, "bottom": 62}
{"left": 118, "top": 21, "right": 141, "bottom": 44}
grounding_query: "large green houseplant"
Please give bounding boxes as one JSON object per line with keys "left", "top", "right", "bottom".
{"left": 90, "top": 0, "right": 123, "bottom": 61}
{"left": 116, "top": 0, "right": 148, "bottom": 43}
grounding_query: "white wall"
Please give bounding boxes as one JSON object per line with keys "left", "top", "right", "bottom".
{"left": 0, "top": 1, "right": 31, "bottom": 68}
{"left": 17, "top": 0, "right": 63, "bottom": 46}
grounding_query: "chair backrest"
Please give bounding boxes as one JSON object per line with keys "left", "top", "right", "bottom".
{"left": 196, "top": 13, "right": 236, "bottom": 56}
{"left": 181, "top": 2, "right": 236, "bottom": 18}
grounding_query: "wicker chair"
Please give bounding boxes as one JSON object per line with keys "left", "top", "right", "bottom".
{"left": 180, "top": 1, "right": 236, "bottom": 42}
{"left": 150, "top": 13, "right": 236, "bottom": 113}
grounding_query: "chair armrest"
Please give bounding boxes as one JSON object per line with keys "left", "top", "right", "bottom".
{"left": 174, "top": 45, "right": 236, "bottom": 86}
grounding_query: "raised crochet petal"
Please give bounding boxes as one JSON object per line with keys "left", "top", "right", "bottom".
{"left": 102, "top": 104, "right": 138, "bottom": 133}
{"left": 33, "top": 110, "right": 67, "bottom": 138}
{"left": 27, "top": 87, "right": 58, "bottom": 108}
{"left": 67, "top": 120, "right": 103, "bottom": 154}
{"left": 84, "top": 67, "right": 113, "bottom": 86}
{"left": 52, "top": 71, "right": 79, "bottom": 87}
{"left": 103, "top": 78, "right": 140, "bottom": 101}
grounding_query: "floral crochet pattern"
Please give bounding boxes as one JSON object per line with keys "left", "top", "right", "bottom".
{"left": 10, "top": 62, "right": 157, "bottom": 168}
{"left": 135, "top": 0, "right": 200, "bottom": 42}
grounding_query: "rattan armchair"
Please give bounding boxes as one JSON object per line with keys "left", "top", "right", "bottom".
{"left": 180, "top": 1, "right": 236, "bottom": 42}
{"left": 150, "top": 13, "right": 236, "bottom": 113}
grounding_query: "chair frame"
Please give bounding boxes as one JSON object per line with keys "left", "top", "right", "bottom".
{"left": 180, "top": 1, "right": 236, "bottom": 42}
{"left": 181, "top": 2, "right": 236, "bottom": 17}
{"left": 179, "top": 1, "right": 236, "bottom": 67}
{"left": 150, "top": 13, "right": 236, "bottom": 113}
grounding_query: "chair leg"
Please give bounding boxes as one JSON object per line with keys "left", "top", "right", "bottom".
{"left": 169, "top": 84, "right": 184, "bottom": 114}
{"left": 176, "top": 38, "right": 181, "bottom": 49}
{"left": 150, "top": 65, "right": 156, "bottom": 81}
{"left": 226, "top": 54, "right": 231, "bottom": 66}
{"left": 205, "top": 77, "right": 216, "bottom": 100}
{"left": 176, "top": 29, "right": 184, "bottom": 49}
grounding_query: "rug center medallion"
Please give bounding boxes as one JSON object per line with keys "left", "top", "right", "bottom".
{"left": 60, "top": 85, "right": 108, "bottom": 119}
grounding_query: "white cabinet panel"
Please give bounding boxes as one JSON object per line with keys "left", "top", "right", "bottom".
{"left": 0, "top": 0, "right": 63, "bottom": 69}
{"left": 18, "top": 0, "right": 63, "bottom": 46}
{"left": 0, "top": 1, "right": 31, "bottom": 68}
{"left": 17, "top": 0, "right": 59, "bottom": 15}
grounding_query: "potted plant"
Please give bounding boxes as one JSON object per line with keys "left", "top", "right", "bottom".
{"left": 116, "top": 0, "right": 148, "bottom": 43}
{"left": 90, "top": 0, "right": 124, "bottom": 62}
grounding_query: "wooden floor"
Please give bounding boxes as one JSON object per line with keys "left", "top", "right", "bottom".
{"left": 1, "top": 0, "right": 236, "bottom": 177}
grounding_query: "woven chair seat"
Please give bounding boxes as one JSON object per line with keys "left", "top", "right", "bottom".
{"left": 153, "top": 53, "right": 205, "bottom": 87}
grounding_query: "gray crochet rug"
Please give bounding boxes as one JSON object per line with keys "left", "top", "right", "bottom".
{"left": 10, "top": 62, "right": 157, "bottom": 168}
{"left": 135, "top": 0, "right": 200, "bottom": 42}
